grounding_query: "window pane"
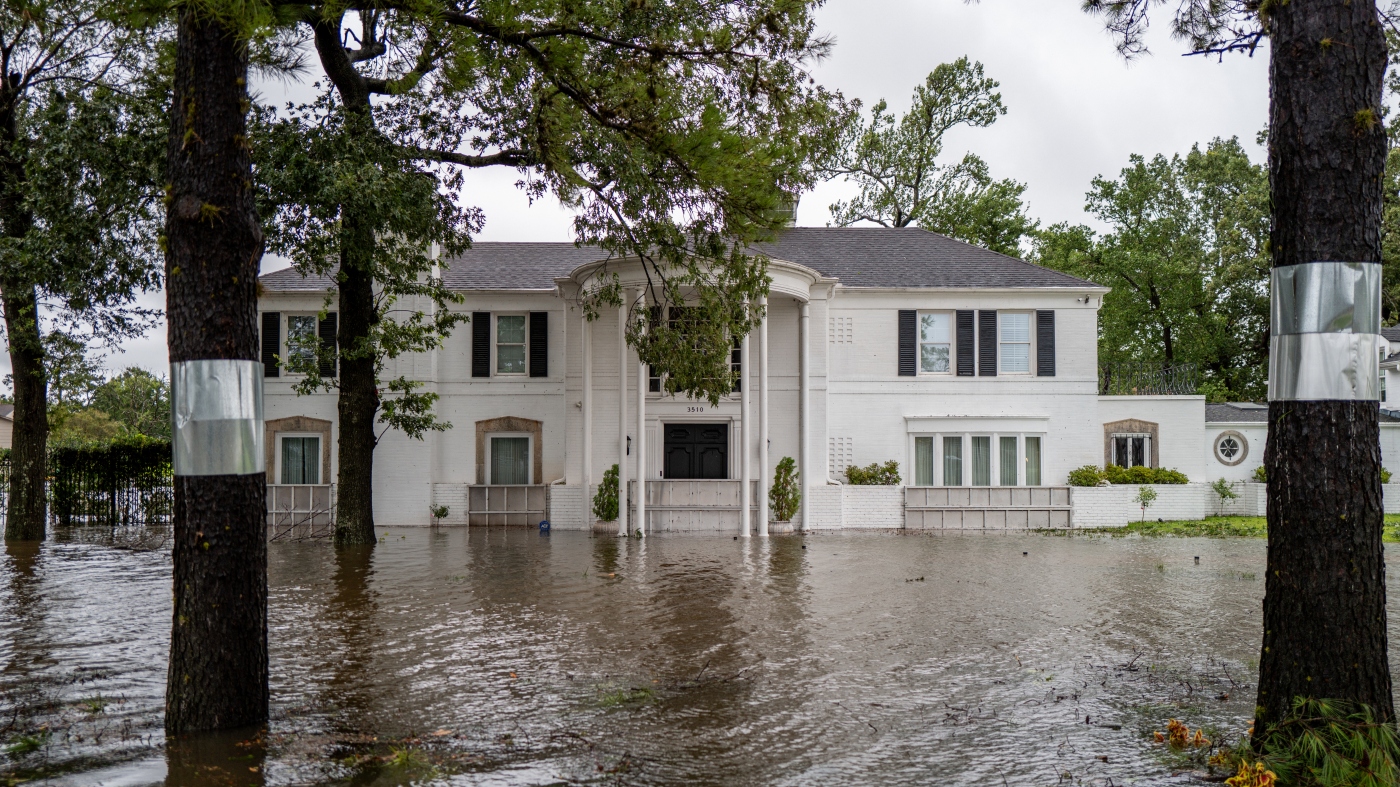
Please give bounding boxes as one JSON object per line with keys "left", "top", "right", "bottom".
{"left": 302, "top": 438, "right": 320, "bottom": 484}
{"left": 1001, "top": 343, "right": 1029, "bottom": 373}
{"left": 1132, "top": 437, "right": 1146, "bottom": 467}
{"left": 915, "top": 437, "right": 934, "bottom": 486}
{"left": 281, "top": 438, "right": 302, "bottom": 484}
{"left": 1114, "top": 436, "right": 1131, "bottom": 468}
{"left": 920, "top": 344, "right": 950, "bottom": 373}
{"left": 497, "top": 345, "right": 526, "bottom": 374}
{"left": 497, "top": 315, "right": 526, "bottom": 343}
{"left": 491, "top": 437, "right": 530, "bottom": 484}
{"left": 1001, "top": 313, "right": 1030, "bottom": 342}
{"left": 1025, "top": 436, "right": 1041, "bottom": 486}
{"left": 943, "top": 436, "right": 962, "bottom": 486}
{"left": 288, "top": 316, "right": 316, "bottom": 363}
{"left": 1000, "top": 436, "right": 1018, "bottom": 486}
{"left": 920, "top": 313, "right": 949, "bottom": 343}
{"left": 971, "top": 436, "right": 991, "bottom": 486}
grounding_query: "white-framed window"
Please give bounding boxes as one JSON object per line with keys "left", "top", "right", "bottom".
{"left": 918, "top": 312, "right": 953, "bottom": 373}
{"left": 999, "top": 312, "right": 1032, "bottom": 373}
{"left": 495, "top": 314, "right": 528, "bottom": 375}
{"left": 912, "top": 432, "right": 1045, "bottom": 487}
{"left": 489, "top": 433, "right": 532, "bottom": 484}
{"left": 1110, "top": 433, "right": 1152, "bottom": 468}
{"left": 277, "top": 433, "right": 321, "bottom": 485}
{"left": 286, "top": 315, "right": 318, "bottom": 369}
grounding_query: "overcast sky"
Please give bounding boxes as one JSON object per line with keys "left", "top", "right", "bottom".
{"left": 86, "top": 0, "right": 1271, "bottom": 378}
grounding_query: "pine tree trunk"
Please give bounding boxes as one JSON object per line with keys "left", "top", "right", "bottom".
{"left": 163, "top": 8, "right": 268, "bottom": 734}
{"left": 333, "top": 215, "right": 378, "bottom": 546}
{"left": 311, "top": 18, "right": 379, "bottom": 546}
{"left": 1256, "top": 0, "right": 1394, "bottom": 733}
{"left": 0, "top": 88, "right": 47, "bottom": 542}
{"left": 1, "top": 283, "right": 47, "bottom": 541}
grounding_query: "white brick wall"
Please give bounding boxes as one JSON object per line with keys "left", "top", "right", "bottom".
{"left": 1071, "top": 484, "right": 1209, "bottom": 528}
{"left": 548, "top": 484, "right": 587, "bottom": 529}
{"left": 840, "top": 486, "right": 904, "bottom": 529}
{"left": 1210, "top": 482, "right": 1266, "bottom": 516}
{"left": 429, "top": 484, "right": 469, "bottom": 525}
{"left": 805, "top": 485, "right": 843, "bottom": 529}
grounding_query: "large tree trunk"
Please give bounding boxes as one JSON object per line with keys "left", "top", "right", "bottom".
{"left": 163, "top": 8, "right": 268, "bottom": 733}
{"left": 333, "top": 215, "right": 379, "bottom": 546}
{"left": 312, "top": 18, "right": 379, "bottom": 546}
{"left": 1, "top": 284, "right": 47, "bottom": 541}
{"left": 0, "top": 91, "right": 47, "bottom": 542}
{"left": 1255, "top": 0, "right": 1393, "bottom": 734}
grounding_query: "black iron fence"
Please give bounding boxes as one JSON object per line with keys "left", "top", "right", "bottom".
{"left": 1099, "top": 363, "right": 1200, "bottom": 396}
{"left": 0, "top": 440, "right": 174, "bottom": 530}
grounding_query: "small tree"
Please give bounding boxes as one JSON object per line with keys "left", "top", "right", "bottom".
{"left": 1211, "top": 477, "right": 1239, "bottom": 506}
{"left": 593, "top": 464, "right": 619, "bottom": 523}
{"left": 1136, "top": 485, "right": 1158, "bottom": 523}
{"left": 770, "top": 457, "right": 800, "bottom": 523}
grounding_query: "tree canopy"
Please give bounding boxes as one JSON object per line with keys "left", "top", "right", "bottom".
{"left": 824, "top": 58, "right": 1036, "bottom": 255}
{"left": 1035, "top": 137, "right": 1270, "bottom": 401}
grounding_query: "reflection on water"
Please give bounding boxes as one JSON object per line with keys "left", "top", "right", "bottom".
{"left": 0, "top": 527, "right": 1368, "bottom": 785}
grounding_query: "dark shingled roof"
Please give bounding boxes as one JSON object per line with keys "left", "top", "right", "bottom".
{"left": 1211, "top": 401, "right": 1400, "bottom": 423}
{"left": 1383, "top": 326, "right": 1400, "bottom": 343}
{"left": 259, "top": 227, "right": 1099, "bottom": 292}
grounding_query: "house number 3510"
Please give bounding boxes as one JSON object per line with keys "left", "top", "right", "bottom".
{"left": 687, "top": 406, "right": 705, "bottom": 413}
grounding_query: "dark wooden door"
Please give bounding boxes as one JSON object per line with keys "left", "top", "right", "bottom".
{"left": 663, "top": 423, "right": 729, "bottom": 479}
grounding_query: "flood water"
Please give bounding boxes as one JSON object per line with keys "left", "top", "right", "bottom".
{"left": 0, "top": 526, "right": 1363, "bottom": 785}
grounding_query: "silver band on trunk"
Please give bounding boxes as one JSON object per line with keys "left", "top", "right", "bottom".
{"left": 1268, "top": 261, "right": 1382, "bottom": 401}
{"left": 171, "top": 359, "right": 264, "bottom": 476}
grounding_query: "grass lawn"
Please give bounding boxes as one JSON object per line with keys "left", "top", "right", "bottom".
{"left": 1078, "top": 514, "right": 1400, "bottom": 539}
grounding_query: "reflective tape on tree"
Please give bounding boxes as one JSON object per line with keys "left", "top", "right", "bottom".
{"left": 1268, "top": 262, "right": 1382, "bottom": 402}
{"left": 171, "top": 359, "right": 265, "bottom": 476}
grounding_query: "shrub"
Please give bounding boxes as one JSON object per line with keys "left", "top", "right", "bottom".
{"left": 1102, "top": 464, "right": 1188, "bottom": 485}
{"left": 430, "top": 504, "right": 449, "bottom": 522}
{"left": 770, "top": 457, "right": 800, "bottom": 522}
{"left": 1384, "top": 467, "right": 1394, "bottom": 484}
{"left": 1068, "top": 465, "right": 1104, "bottom": 487}
{"left": 1210, "top": 478, "right": 1239, "bottom": 503}
{"left": 1252, "top": 464, "right": 1267, "bottom": 483}
{"left": 593, "top": 464, "right": 619, "bottom": 522}
{"left": 845, "top": 460, "right": 901, "bottom": 485}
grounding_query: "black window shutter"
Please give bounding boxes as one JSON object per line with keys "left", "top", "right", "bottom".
{"left": 261, "top": 312, "right": 280, "bottom": 378}
{"left": 956, "top": 310, "right": 975, "bottom": 376}
{"left": 472, "top": 312, "right": 491, "bottom": 377}
{"left": 318, "top": 313, "right": 338, "bottom": 377}
{"left": 1036, "top": 310, "right": 1056, "bottom": 377}
{"left": 897, "top": 309, "right": 917, "bottom": 376}
{"left": 978, "top": 310, "right": 997, "bottom": 377}
{"left": 529, "top": 311, "right": 548, "bottom": 377}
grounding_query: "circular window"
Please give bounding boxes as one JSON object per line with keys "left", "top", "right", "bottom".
{"left": 1214, "top": 430, "right": 1249, "bottom": 466}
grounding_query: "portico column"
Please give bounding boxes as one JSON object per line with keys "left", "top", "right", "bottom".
{"left": 740, "top": 312, "right": 752, "bottom": 538}
{"left": 758, "top": 295, "right": 769, "bottom": 536}
{"left": 799, "top": 300, "right": 810, "bottom": 532}
{"left": 582, "top": 311, "right": 593, "bottom": 501}
{"left": 636, "top": 288, "right": 647, "bottom": 536}
{"left": 618, "top": 298, "right": 629, "bottom": 537}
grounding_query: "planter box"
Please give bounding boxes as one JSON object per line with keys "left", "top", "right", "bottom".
{"left": 1070, "top": 484, "right": 1209, "bottom": 528}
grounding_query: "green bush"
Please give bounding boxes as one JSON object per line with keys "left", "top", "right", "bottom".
{"left": 1384, "top": 467, "right": 1394, "bottom": 484}
{"left": 770, "top": 457, "right": 800, "bottom": 522}
{"left": 1101, "top": 464, "right": 1188, "bottom": 485}
{"left": 1235, "top": 698, "right": 1400, "bottom": 787}
{"left": 845, "top": 460, "right": 901, "bottom": 485}
{"left": 1068, "top": 465, "right": 1104, "bottom": 487}
{"left": 1210, "top": 478, "right": 1239, "bottom": 502}
{"left": 1252, "top": 464, "right": 1267, "bottom": 483}
{"left": 593, "top": 464, "right": 619, "bottom": 522}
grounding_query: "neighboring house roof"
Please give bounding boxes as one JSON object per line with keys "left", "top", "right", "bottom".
{"left": 1382, "top": 327, "right": 1400, "bottom": 343}
{"left": 0, "top": 404, "right": 13, "bottom": 420}
{"left": 258, "top": 227, "right": 1099, "bottom": 292}
{"left": 1210, "top": 401, "right": 1400, "bottom": 424}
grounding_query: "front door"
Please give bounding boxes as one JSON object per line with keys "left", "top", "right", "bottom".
{"left": 663, "top": 423, "right": 729, "bottom": 479}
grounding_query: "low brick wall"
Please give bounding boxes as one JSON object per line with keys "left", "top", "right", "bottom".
{"left": 840, "top": 486, "right": 905, "bottom": 529}
{"left": 429, "top": 483, "right": 469, "bottom": 525}
{"left": 1211, "top": 482, "right": 1266, "bottom": 517}
{"left": 548, "top": 484, "right": 587, "bottom": 529}
{"left": 1070, "top": 484, "right": 1210, "bottom": 528}
{"left": 804, "top": 485, "right": 843, "bottom": 530}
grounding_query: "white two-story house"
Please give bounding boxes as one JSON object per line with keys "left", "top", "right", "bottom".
{"left": 258, "top": 227, "right": 1213, "bottom": 531}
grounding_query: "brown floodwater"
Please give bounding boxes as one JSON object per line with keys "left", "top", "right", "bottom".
{"left": 1, "top": 526, "right": 1379, "bottom": 785}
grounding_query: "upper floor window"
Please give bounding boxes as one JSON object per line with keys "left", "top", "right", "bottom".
{"left": 496, "top": 315, "right": 527, "bottom": 374}
{"left": 919, "top": 312, "right": 951, "bottom": 373}
{"left": 287, "top": 315, "right": 318, "bottom": 367}
{"left": 1000, "top": 312, "right": 1031, "bottom": 373}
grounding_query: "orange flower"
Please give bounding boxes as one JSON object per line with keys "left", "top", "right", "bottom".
{"left": 1167, "top": 718, "right": 1190, "bottom": 747}
{"left": 1153, "top": 731, "right": 1165, "bottom": 743}
{"left": 1192, "top": 729, "right": 1211, "bottom": 748}
{"left": 1225, "top": 761, "right": 1277, "bottom": 787}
